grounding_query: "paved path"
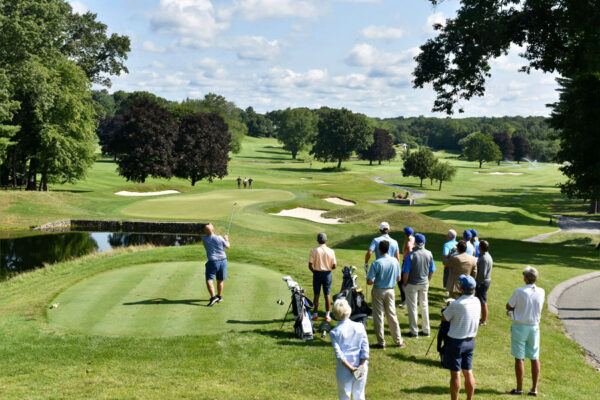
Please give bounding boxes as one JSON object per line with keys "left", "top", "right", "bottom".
{"left": 370, "top": 175, "right": 426, "bottom": 204}
{"left": 522, "top": 215, "right": 600, "bottom": 242}
{"left": 549, "top": 272, "right": 600, "bottom": 367}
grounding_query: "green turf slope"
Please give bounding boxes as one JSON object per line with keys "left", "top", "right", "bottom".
{"left": 47, "top": 261, "right": 291, "bottom": 337}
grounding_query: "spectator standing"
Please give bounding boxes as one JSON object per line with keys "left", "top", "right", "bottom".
{"left": 443, "top": 241, "right": 477, "bottom": 299}
{"left": 330, "top": 299, "right": 369, "bottom": 400}
{"left": 243, "top": 177, "right": 247, "bottom": 188}
{"left": 469, "top": 229, "right": 480, "bottom": 257}
{"left": 366, "top": 240, "right": 405, "bottom": 349}
{"left": 236, "top": 176, "right": 241, "bottom": 189}
{"left": 248, "top": 177, "right": 253, "bottom": 188}
{"left": 309, "top": 233, "right": 337, "bottom": 322}
{"left": 506, "top": 266, "right": 545, "bottom": 397}
{"left": 463, "top": 230, "right": 475, "bottom": 256}
{"left": 402, "top": 233, "right": 435, "bottom": 337}
{"left": 364, "top": 222, "right": 403, "bottom": 307}
{"left": 475, "top": 240, "right": 493, "bottom": 326}
{"left": 442, "top": 229, "right": 458, "bottom": 291}
{"left": 442, "top": 275, "right": 481, "bottom": 400}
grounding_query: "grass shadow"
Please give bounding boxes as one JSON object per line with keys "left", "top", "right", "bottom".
{"left": 254, "top": 329, "right": 332, "bottom": 347}
{"left": 389, "top": 352, "right": 443, "bottom": 368}
{"left": 401, "top": 385, "right": 506, "bottom": 395}
{"left": 227, "top": 319, "right": 282, "bottom": 325}
{"left": 122, "top": 298, "right": 204, "bottom": 306}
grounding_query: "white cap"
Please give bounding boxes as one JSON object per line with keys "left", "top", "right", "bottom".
{"left": 379, "top": 221, "right": 390, "bottom": 231}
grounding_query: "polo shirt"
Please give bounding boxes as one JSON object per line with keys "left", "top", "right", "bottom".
{"left": 402, "top": 246, "right": 436, "bottom": 285}
{"left": 443, "top": 295, "right": 481, "bottom": 339}
{"left": 369, "top": 234, "right": 399, "bottom": 259}
{"left": 202, "top": 234, "right": 228, "bottom": 261}
{"left": 508, "top": 284, "right": 545, "bottom": 325}
{"left": 466, "top": 242, "right": 475, "bottom": 256}
{"left": 442, "top": 239, "right": 457, "bottom": 258}
{"left": 367, "top": 254, "right": 400, "bottom": 289}
{"left": 309, "top": 244, "right": 337, "bottom": 272}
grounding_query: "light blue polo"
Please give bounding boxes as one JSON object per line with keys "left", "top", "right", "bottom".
{"left": 367, "top": 254, "right": 400, "bottom": 289}
{"left": 368, "top": 234, "right": 399, "bottom": 259}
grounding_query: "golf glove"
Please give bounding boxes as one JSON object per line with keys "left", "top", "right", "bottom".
{"left": 364, "top": 263, "right": 369, "bottom": 274}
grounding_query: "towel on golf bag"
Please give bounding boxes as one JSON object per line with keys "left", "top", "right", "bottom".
{"left": 437, "top": 319, "right": 451, "bottom": 367}
{"left": 291, "top": 288, "right": 314, "bottom": 341}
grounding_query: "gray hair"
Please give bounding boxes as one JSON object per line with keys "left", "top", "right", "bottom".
{"left": 317, "top": 232, "right": 327, "bottom": 244}
{"left": 523, "top": 266, "right": 538, "bottom": 283}
{"left": 448, "top": 229, "right": 457, "bottom": 240}
{"left": 332, "top": 298, "right": 352, "bottom": 321}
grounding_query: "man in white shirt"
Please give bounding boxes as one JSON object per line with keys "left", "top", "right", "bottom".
{"left": 506, "top": 266, "right": 545, "bottom": 397}
{"left": 442, "top": 275, "right": 481, "bottom": 400}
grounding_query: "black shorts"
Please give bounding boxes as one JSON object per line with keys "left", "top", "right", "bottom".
{"left": 476, "top": 281, "right": 490, "bottom": 304}
{"left": 313, "top": 271, "right": 332, "bottom": 296}
{"left": 443, "top": 337, "right": 475, "bottom": 371}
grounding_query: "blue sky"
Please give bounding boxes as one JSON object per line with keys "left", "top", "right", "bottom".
{"left": 70, "top": 0, "right": 559, "bottom": 118}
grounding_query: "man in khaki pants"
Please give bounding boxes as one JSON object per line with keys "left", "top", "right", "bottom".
{"left": 366, "top": 240, "right": 406, "bottom": 349}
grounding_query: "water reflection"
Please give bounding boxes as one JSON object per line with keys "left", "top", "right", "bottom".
{"left": 0, "top": 232, "right": 201, "bottom": 280}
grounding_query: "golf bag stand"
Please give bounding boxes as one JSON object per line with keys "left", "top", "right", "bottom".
{"left": 282, "top": 276, "right": 314, "bottom": 341}
{"left": 332, "top": 266, "right": 372, "bottom": 327}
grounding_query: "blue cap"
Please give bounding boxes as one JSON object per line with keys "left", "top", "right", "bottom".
{"left": 414, "top": 233, "right": 426, "bottom": 244}
{"left": 462, "top": 230, "right": 472, "bottom": 240}
{"left": 459, "top": 274, "right": 476, "bottom": 289}
{"left": 404, "top": 226, "right": 414, "bottom": 236}
{"left": 469, "top": 229, "right": 478, "bottom": 238}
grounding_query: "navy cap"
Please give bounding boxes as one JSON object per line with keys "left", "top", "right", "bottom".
{"left": 414, "top": 233, "right": 426, "bottom": 244}
{"left": 469, "top": 228, "right": 478, "bottom": 238}
{"left": 463, "top": 230, "right": 472, "bottom": 240}
{"left": 403, "top": 226, "right": 414, "bottom": 236}
{"left": 459, "top": 274, "right": 476, "bottom": 289}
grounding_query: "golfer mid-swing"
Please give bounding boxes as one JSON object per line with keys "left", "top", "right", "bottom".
{"left": 202, "top": 223, "right": 230, "bottom": 307}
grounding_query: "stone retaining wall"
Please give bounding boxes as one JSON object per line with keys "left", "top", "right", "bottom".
{"left": 35, "top": 220, "right": 208, "bottom": 235}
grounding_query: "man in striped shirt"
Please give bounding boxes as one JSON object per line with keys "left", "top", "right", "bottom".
{"left": 442, "top": 275, "right": 481, "bottom": 400}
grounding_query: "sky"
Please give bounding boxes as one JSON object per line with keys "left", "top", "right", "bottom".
{"left": 69, "top": 0, "right": 560, "bottom": 118}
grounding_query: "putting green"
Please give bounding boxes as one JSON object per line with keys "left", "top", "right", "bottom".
{"left": 120, "top": 189, "right": 294, "bottom": 220}
{"left": 47, "top": 262, "right": 291, "bottom": 337}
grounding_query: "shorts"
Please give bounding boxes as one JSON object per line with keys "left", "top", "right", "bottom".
{"left": 443, "top": 337, "right": 475, "bottom": 371}
{"left": 205, "top": 259, "right": 227, "bottom": 281}
{"left": 313, "top": 271, "right": 332, "bottom": 296}
{"left": 475, "top": 281, "right": 490, "bottom": 304}
{"left": 511, "top": 323, "right": 540, "bottom": 360}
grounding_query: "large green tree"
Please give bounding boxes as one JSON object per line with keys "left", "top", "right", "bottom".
{"left": 311, "top": 108, "right": 372, "bottom": 168}
{"left": 512, "top": 134, "right": 531, "bottom": 164}
{"left": 464, "top": 132, "right": 502, "bottom": 168}
{"left": 402, "top": 147, "right": 437, "bottom": 187}
{"left": 276, "top": 108, "right": 318, "bottom": 159}
{"left": 430, "top": 161, "right": 457, "bottom": 190}
{"left": 242, "top": 107, "right": 275, "bottom": 138}
{"left": 0, "top": 71, "right": 19, "bottom": 165}
{"left": 358, "top": 128, "right": 396, "bottom": 165}
{"left": 414, "top": 0, "right": 600, "bottom": 210}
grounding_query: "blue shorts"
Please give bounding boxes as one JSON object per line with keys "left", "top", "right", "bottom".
{"left": 443, "top": 337, "right": 475, "bottom": 371}
{"left": 313, "top": 271, "right": 332, "bottom": 296}
{"left": 511, "top": 323, "right": 540, "bottom": 360}
{"left": 205, "top": 259, "right": 227, "bottom": 281}
{"left": 476, "top": 281, "right": 490, "bottom": 304}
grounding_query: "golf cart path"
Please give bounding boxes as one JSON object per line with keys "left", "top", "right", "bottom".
{"left": 522, "top": 216, "right": 600, "bottom": 242}
{"left": 370, "top": 175, "right": 426, "bottom": 203}
{"left": 549, "top": 271, "right": 600, "bottom": 368}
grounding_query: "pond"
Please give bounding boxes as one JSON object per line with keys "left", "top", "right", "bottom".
{"left": 0, "top": 232, "right": 202, "bottom": 280}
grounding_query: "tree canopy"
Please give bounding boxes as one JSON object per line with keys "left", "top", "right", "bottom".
{"left": 402, "top": 147, "right": 436, "bottom": 187}
{"left": 430, "top": 161, "right": 457, "bottom": 191}
{"left": 311, "top": 108, "right": 372, "bottom": 168}
{"left": 463, "top": 132, "right": 502, "bottom": 168}
{"left": 276, "top": 108, "right": 318, "bottom": 159}
{"left": 512, "top": 135, "right": 531, "bottom": 163}
{"left": 358, "top": 128, "right": 396, "bottom": 165}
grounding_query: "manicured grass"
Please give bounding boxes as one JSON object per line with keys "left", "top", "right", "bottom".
{"left": 1, "top": 136, "right": 599, "bottom": 399}
{"left": 48, "top": 261, "right": 290, "bottom": 337}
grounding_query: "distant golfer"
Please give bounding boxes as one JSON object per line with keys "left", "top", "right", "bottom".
{"left": 243, "top": 177, "right": 248, "bottom": 188}
{"left": 309, "top": 232, "right": 337, "bottom": 322}
{"left": 236, "top": 176, "right": 241, "bottom": 189}
{"left": 248, "top": 177, "right": 253, "bottom": 188}
{"left": 201, "top": 223, "right": 230, "bottom": 307}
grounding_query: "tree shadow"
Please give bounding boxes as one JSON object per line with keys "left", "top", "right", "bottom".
{"left": 401, "top": 385, "right": 506, "bottom": 395}
{"left": 236, "top": 155, "right": 289, "bottom": 161}
{"left": 51, "top": 189, "right": 93, "bottom": 193}
{"left": 227, "top": 319, "right": 282, "bottom": 325}
{"left": 254, "top": 329, "right": 332, "bottom": 347}
{"left": 389, "top": 352, "right": 443, "bottom": 368}
{"left": 122, "top": 298, "right": 204, "bottom": 306}
{"left": 273, "top": 167, "right": 329, "bottom": 174}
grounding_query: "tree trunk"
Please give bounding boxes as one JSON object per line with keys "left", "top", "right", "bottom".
{"left": 369, "top": 160, "right": 372, "bottom": 166}
{"left": 337, "top": 158, "right": 342, "bottom": 168}
{"left": 479, "top": 160, "right": 483, "bottom": 168}
{"left": 12, "top": 150, "right": 17, "bottom": 187}
{"left": 590, "top": 199, "right": 599, "bottom": 214}
{"left": 378, "top": 160, "right": 382, "bottom": 165}
{"left": 26, "top": 158, "right": 37, "bottom": 191}
{"left": 40, "top": 160, "right": 48, "bottom": 191}
{"left": 420, "top": 178, "right": 423, "bottom": 187}
{"left": 292, "top": 150, "right": 297, "bottom": 160}
{"left": 439, "top": 180, "right": 443, "bottom": 191}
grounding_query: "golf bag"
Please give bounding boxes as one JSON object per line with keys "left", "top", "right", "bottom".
{"left": 332, "top": 266, "right": 372, "bottom": 327}
{"left": 282, "top": 276, "right": 314, "bottom": 341}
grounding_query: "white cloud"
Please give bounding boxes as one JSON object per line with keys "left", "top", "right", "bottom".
{"left": 69, "top": 1, "right": 88, "bottom": 14}
{"left": 361, "top": 25, "right": 404, "bottom": 40}
{"left": 197, "top": 58, "right": 220, "bottom": 69}
{"left": 332, "top": 73, "right": 368, "bottom": 89}
{"left": 260, "top": 67, "right": 328, "bottom": 90}
{"left": 346, "top": 44, "right": 419, "bottom": 67}
{"left": 142, "top": 40, "right": 166, "bottom": 53}
{"left": 425, "top": 12, "right": 445, "bottom": 33}
{"left": 235, "top": 36, "right": 281, "bottom": 61}
{"left": 335, "top": 0, "right": 380, "bottom": 3}
{"left": 150, "top": 61, "right": 166, "bottom": 69}
{"left": 150, "top": 0, "right": 228, "bottom": 48}
{"left": 218, "top": 0, "right": 320, "bottom": 21}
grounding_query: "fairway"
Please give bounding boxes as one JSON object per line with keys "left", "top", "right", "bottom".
{"left": 47, "top": 261, "right": 291, "bottom": 337}
{"left": 120, "top": 188, "right": 294, "bottom": 220}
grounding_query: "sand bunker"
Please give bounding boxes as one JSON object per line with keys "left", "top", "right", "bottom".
{"left": 475, "top": 172, "right": 523, "bottom": 176}
{"left": 270, "top": 207, "right": 342, "bottom": 224}
{"left": 115, "top": 190, "right": 180, "bottom": 197}
{"left": 324, "top": 197, "right": 355, "bottom": 206}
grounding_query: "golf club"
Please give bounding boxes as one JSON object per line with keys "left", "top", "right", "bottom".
{"left": 426, "top": 325, "right": 440, "bottom": 356}
{"left": 226, "top": 202, "right": 237, "bottom": 236}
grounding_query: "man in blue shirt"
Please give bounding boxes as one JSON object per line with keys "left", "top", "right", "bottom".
{"left": 463, "top": 230, "right": 475, "bottom": 256}
{"left": 442, "top": 229, "right": 458, "bottom": 290}
{"left": 402, "top": 233, "right": 436, "bottom": 338}
{"left": 364, "top": 222, "right": 404, "bottom": 306}
{"left": 201, "top": 223, "right": 230, "bottom": 307}
{"left": 366, "top": 240, "right": 405, "bottom": 349}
